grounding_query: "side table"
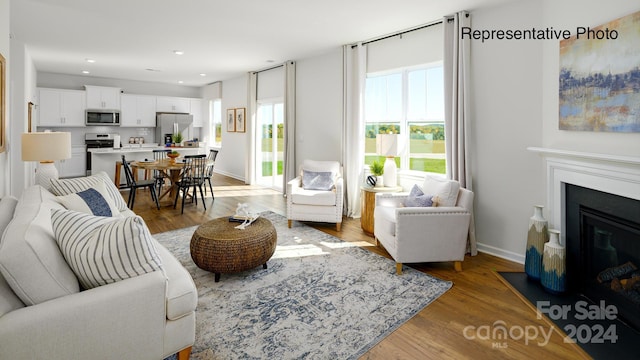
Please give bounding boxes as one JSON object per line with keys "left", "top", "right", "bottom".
{"left": 361, "top": 186, "right": 403, "bottom": 236}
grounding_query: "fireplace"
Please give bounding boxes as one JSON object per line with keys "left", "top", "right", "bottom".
{"left": 565, "top": 184, "right": 640, "bottom": 330}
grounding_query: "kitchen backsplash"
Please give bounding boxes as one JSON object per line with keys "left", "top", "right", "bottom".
{"left": 36, "top": 126, "right": 201, "bottom": 146}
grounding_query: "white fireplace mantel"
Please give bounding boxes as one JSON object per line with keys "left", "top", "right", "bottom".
{"left": 528, "top": 147, "right": 640, "bottom": 246}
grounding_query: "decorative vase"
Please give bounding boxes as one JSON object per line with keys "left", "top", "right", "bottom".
{"left": 366, "top": 175, "right": 377, "bottom": 187}
{"left": 524, "top": 205, "right": 549, "bottom": 280}
{"left": 541, "top": 229, "right": 566, "bottom": 293}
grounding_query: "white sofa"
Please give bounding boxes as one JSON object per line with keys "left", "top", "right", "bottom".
{"left": 286, "top": 160, "right": 344, "bottom": 231}
{"left": 0, "top": 178, "right": 197, "bottom": 359}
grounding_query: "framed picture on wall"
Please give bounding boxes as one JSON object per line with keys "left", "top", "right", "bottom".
{"left": 227, "top": 108, "right": 236, "bottom": 132}
{"left": 235, "top": 108, "right": 246, "bottom": 133}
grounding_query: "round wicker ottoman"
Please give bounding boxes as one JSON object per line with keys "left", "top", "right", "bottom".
{"left": 190, "top": 217, "right": 277, "bottom": 282}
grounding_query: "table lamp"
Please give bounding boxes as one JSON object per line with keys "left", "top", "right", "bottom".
{"left": 22, "top": 131, "right": 71, "bottom": 190}
{"left": 376, "top": 133, "right": 399, "bottom": 187}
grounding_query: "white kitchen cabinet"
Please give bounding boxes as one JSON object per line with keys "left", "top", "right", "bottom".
{"left": 55, "top": 146, "right": 87, "bottom": 178}
{"left": 190, "top": 98, "right": 204, "bottom": 127}
{"left": 38, "top": 88, "right": 86, "bottom": 127}
{"left": 156, "top": 96, "right": 190, "bottom": 113}
{"left": 85, "top": 85, "right": 121, "bottom": 110}
{"left": 121, "top": 94, "right": 157, "bottom": 127}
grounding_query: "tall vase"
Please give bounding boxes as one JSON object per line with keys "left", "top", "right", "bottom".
{"left": 524, "top": 205, "right": 549, "bottom": 280}
{"left": 541, "top": 229, "right": 566, "bottom": 293}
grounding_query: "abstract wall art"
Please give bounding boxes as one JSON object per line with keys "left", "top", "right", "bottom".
{"left": 559, "top": 10, "right": 640, "bottom": 132}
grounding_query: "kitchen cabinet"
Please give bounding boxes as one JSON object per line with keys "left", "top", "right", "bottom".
{"left": 190, "top": 98, "right": 204, "bottom": 127}
{"left": 55, "top": 145, "right": 87, "bottom": 178}
{"left": 121, "top": 94, "right": 157, "bottom": 127}
{"left": 38, "top": 88, "right": 86, "bottom": 127}
{"left": 156, "top": 96, "right": 190, "bottom": 113}
{"left": 85, "top": 85, "right": 121, "bottom": 110}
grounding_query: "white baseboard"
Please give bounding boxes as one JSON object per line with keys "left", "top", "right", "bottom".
{"left": 213, "top": 170, "right": 245, "bottom": 182}
{"left": 477, "top": 242, "right": 525, "bottom": 265}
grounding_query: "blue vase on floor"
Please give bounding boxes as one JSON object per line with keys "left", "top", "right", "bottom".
{"left": 541, "top": 229, "right": 566, "bottom": 293}
{"left": 525, "top": 205, "right": 549, "bottom": 280}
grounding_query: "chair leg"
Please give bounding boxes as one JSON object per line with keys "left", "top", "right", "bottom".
{"left": 206, "top": 178, "right": 214, "bottom": 199}
{"left": 150, "top": 186, "right": 160, "bottom": 210}
{"left": 336, "top": 222, "right": 341, "bottom": 231}
{"left": 129, "top": 189, "right": 136, "bottom": 210}
{"left": 181, "top": 186, "right": 189, "bottom": 214}
{"left": 454, "top": 261, "right": 463, "bottom": 272}
{"left": 288, "top": 220, "right": 292, "bottom": 228}
{"left": 199, "top": 185, "right": 206, "bottom": 210}
{"left": 127, "top": 190, "right": 134, "bottom": 209}
{"left": 396, "top": 263, "right": 403, "bottom": 275}
{"left": 176, "top": 346, "right": 192, "bottom": 360}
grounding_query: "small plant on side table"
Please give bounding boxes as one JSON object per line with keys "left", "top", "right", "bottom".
{"left": 368, "top": 160, "right": 384, "bottom": 187}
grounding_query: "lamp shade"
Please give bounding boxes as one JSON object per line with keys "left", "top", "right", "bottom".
{"left": 376, "top": 134, "right": 398, "bottom": 156}
{"left": 22, "top": 132, "right": 71, "bottom": 162}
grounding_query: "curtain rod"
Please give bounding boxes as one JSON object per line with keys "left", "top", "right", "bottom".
{"left": 352, "top": 19, "right": 443, "bottom": 48}
{"left": 252, "top": 64, "right": 284, "bottom": 75}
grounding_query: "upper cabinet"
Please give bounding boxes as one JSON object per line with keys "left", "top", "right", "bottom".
{"left": 156, "top": 96, "right": 190, "bottom": 113}
{"left": 190, "top": 98, "right": 204, "bottom": 127}
{"left": 120, "top": 94, "right": 157, "bottom": 127}
{"left": 38, "top": 88, "right": 86, "bottom": 127}
{"left": 85, "top": 85, "right": 121, "bottom": 110}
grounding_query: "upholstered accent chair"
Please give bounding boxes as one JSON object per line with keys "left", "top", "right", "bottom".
{"left": 373, "top": 176, "right": 474, "bottom": 274}
{"left": 286, "top": 160, "right": 344, "bottom": 231}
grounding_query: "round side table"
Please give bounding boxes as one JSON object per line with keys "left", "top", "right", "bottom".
{"left": 360, "top": 186, "right": 403, "bottom": 236}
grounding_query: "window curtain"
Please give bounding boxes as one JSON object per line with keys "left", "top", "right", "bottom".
{"left": 444, "top": 11, "right": 476, "bottom": 255}
{"left": 246, "top": 72, "right": 258, "bottom": 185}
{"left": 342, "top": 43, "right": 367, "bottom": 218}
{"left": 283, "top": 61, "right": 296, "bottom": 191}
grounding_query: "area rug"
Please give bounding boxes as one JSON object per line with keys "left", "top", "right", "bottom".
{"left": 155, "top": 211, "right": 452, "bottom": 359}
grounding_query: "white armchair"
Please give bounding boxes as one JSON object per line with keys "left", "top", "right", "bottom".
{"left": 287, "top": 160, "right": 343, "bottom": 231}
{"left": 373, "top": 176, "right": 474, "bottom": 274}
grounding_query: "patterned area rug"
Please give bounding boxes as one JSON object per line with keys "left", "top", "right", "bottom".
{"left": 155, "top": 211, "right": 452, "bottom": 360}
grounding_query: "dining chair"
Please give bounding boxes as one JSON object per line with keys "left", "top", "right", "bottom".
{"left": 153, "top": 149, "right": 171, "bottom": 193}
{"left": 204, "top": 149, "right": 219, "bottom": 197}
{"left": 173, "top": 154, "right": 208, "bottom": 214}
{"left": 121, "top": 155, "right": 160, "bottom": 210}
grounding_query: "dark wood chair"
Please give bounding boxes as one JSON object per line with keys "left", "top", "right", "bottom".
{"left": 153, "top": 149, "right": 171, "bottom": 193}
{"left": 121, "top": 155, "right": 160, "bottom": 210}
{"left": 174, "top": 154, "right": 208, "bottom": 214}
{"left": 204, "top": 149, "right": 219, "bottom": 197}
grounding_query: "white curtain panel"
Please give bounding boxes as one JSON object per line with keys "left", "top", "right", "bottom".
{"left": 283, "top": 61, "right": 297, "bottom": 191}
{"left": 444, "top": 11, "right": 476, "bottom": 255}
{"left": 247, "top": 72, "right": 258, "bottom": 185}
{"left": 342, "top": 43, "right": 367, "bottom": 218}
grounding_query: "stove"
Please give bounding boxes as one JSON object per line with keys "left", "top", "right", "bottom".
{"left": 85, "top": 133, "right": 116, "bottom": 176}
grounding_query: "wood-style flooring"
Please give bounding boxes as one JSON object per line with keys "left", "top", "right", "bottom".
{"left": 129, "top": 173, "right": 588, "bottom": 359}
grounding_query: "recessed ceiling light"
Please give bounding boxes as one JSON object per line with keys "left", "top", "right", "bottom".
{"left": 81, "top": 70, "right": 90, "bottom": 74}
{"left": 173, "top": 50, "right": 184, "bottom": 55}
{"left": 145, "top": 68, "right": 161, "bottom": 72}
{"left": 266, "top": 59, "right": 275, "bottom": 63}
{"left": 85, "top": 58, "right": 96, "bottom": 63}
{"left": 178, "top": 80, "right": 184, "bottom": 84}
{"left": 199, "top": 73, "right": 206, "bottom": 77}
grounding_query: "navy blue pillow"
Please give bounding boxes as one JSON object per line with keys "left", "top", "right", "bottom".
{"left": 404, "top": 184, "right": 433, "bottom": 207}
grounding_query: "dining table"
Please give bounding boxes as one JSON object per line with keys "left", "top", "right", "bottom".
{"left": 131, "top": 158, "right": 187, "bottom": 202}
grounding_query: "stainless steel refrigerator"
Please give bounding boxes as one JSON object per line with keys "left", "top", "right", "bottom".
{"left": 156, "top": 113, "right": 194, "bottom": 145}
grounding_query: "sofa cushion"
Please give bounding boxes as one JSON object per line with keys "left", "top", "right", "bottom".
{"left": 50, "top": 171, "right": 128, "bottom": 212}
{"left": 155, "top": 243, "right": 198, "bottom": 320}
{"left": 403, "top": 184, "right": 434, "bottom": 207}
{"left": 56, "top": 181, "right": 121, "bottom": 217}
{"left": 422, "top": 176, "right": 460, "bottom": 207}
{"left": 291, "top": 188, "right": 337, "bottom": 206}
{"left": 51, "top": 209, "right": 163, "bottom": 290}
{"left": 302, "top": 170, "right": 335, "bottom": 191}
{"left": 374, "top": 206, "right": 397, "bottom": 237}
{"left": 0, "top": 196, "right": 18, "bottom": 238}
{"left": 0, "top": 186, "right": 80, "bottom": 306}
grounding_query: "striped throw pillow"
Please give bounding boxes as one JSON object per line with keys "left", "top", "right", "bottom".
{"left": 50, "top": 171, "right": 128, "bottom": 212}
{"left": 56, "top": 181, "right": 120, "bottom": 217}
{"left": 50, "top": 209, "right": 163, "bottom": 289}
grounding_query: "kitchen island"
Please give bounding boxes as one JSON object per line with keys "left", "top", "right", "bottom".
{"left": 89, "top": 144, "right": 207, "bottom": 186}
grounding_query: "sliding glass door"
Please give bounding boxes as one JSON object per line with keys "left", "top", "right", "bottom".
{"left": 256, "top": 100, "right": 284, "bottom": 190}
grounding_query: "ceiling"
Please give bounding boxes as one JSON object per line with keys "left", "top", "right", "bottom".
{"left": 10, "top": 0, "right": 518, "bottom": 87}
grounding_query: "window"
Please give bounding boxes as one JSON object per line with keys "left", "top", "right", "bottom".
{"left": 364, "top": 63, "right": 445, "bottom": 174}
{"left": 209, "top": 99, "right": 222, "bottom": 147}
{"left": 256, "top": 99, "right": 284, "bottom": 190}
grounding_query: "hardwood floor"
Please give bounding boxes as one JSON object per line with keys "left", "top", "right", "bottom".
{"left": 131, "top": 173, "right": 588, "bottom": 359}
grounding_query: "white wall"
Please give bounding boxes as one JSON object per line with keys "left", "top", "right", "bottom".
{"left": 295, "top": 49, "right": 343, "bottom": 169}
{"left": 470, "top": 0, "right": 545, "bottom": 262}
{"left": 541, "top": 0, "right": 640, "bottom": 157}
{"left": 0, "top": 0, "right": 9, "bottom": 197}
{"left": 217, "top": 75, "right": 248, "bottom": 181}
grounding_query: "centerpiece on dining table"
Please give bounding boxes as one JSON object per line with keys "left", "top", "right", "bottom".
{"left": 167, "top": 150, "right": 180, "bottom": 164}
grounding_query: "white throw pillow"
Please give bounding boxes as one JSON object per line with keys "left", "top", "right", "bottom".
{"left": 50, "top": 171, "right": 127, "bottom": 212}
{"left": 51, "top": 209, "right": 163, "bottom": 289}
{"left": 422, "top": 176, "right": 460, "bottom": 207}
{"left": 56, "top": 181, "right": 120, "bottom": 217}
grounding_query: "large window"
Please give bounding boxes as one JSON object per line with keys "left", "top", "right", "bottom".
{"left": 209, "top": 99, "right": 222, "bottom": 147}
{"left": 256, "top": 100, "right": 284, "bottom": 190}
{"left": 364, "top": 63, "right": 445, "bottom": 174}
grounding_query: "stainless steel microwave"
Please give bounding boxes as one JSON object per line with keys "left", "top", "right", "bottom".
{"left": 86, "top": 110, "right": 120, "bottom": 126}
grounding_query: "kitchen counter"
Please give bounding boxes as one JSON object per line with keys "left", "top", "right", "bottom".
{"left": 89, "top": 145, "right": 204, "bottom": 154}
